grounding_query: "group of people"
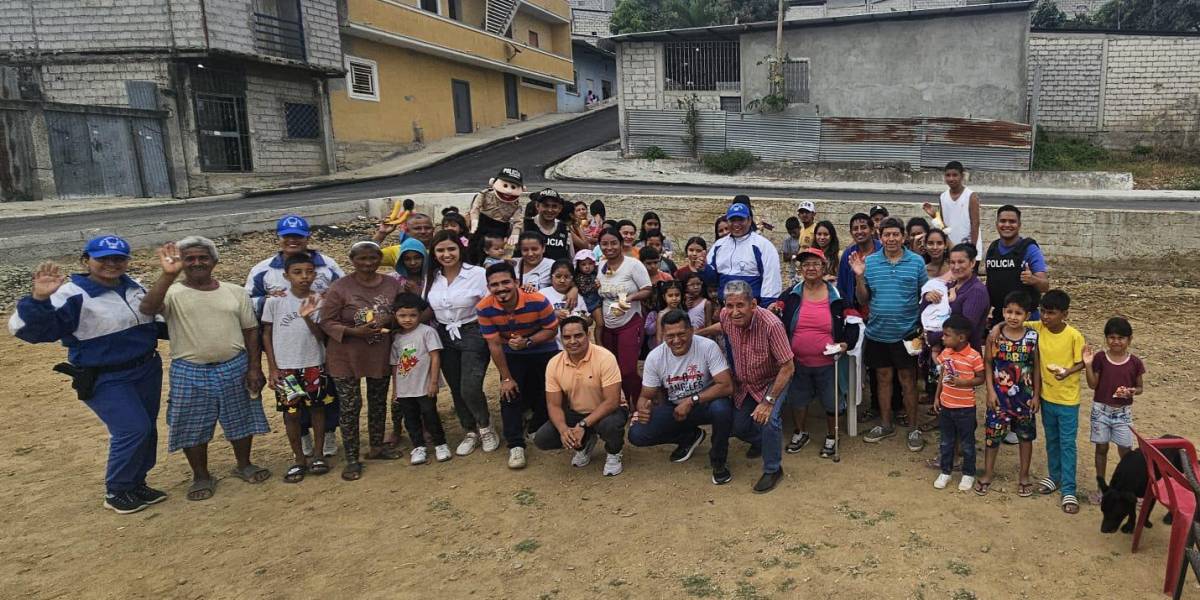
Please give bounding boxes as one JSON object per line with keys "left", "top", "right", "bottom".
{"left": 10, "top": 162, "right": 1144, "bottom": 517}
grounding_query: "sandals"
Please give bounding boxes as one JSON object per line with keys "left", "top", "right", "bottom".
{"left": 974, "top": 479, "right": 992, "bottom": 496}
{"left": 1037, "top": 478, "right": 1058, "bottom": 495}
{"left": 187, "top": 478, "right": 216, "bottom": 501}
{"left": 1017, "top": 482, "right": 1035, "bottom": 497}
{"left": 231, "top": 464, "right": 272, "bottom": 484}
{"left": 366, "top": 447, "right": 402, "bottom": 461}
{"left": 284, "top": 464, "right": 307, "bottom": 484}
{"left": 341, "top": 461, "right": 363, "bottom": 481}
{"left": 1062, "top": 495, "right": 1080, "bottom": 514}
{"left": 309, "top": 459, "right": 330, "bottom": 476}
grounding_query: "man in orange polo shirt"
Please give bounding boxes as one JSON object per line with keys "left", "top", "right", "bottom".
{"left": 534, "top": 316, "right": 627, "bottom": 476}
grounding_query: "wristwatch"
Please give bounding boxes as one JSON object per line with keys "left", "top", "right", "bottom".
{"left": 689, "top": 394, "right": 701, "bottom": 407}
{"left": 764, "top": 395, "right": 777, "bottom": 405}
{"left": 577, "top": 419, "right": 590, "bottom": 431}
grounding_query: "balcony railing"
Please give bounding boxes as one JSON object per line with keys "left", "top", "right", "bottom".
{"left": 254, "top": 11, "right": 307, "bottom": 61}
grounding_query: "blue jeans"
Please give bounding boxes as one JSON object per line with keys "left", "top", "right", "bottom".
{"left": 1042, "top": 401, "right": 1080, "bottom": 497}
{"left": 629, "top": 398, "right": 734, "bottom": 467}
{"left": 732, "top": 391, "right": 787, "bottom": 475}
{"left": 85, "top": 357, "right": 163, "bottom": 494}
{"left": 938, "top": 406, "right": 977, "bottom": 476}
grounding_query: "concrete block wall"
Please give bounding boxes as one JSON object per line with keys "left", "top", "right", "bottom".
{"left": 203, "top": 0, "right": 257, "bottom": 57}
{"left": 1027, "top": 34, "right": 1103, "bottom": 132}
{"left": 244, "top": 70, "right": 327, "bottom": 175}
{"left": 39, "top": 61, "right": 171, "bottom": 107}
{"left": 301, "top": 0, "right": 344, "bottom": 72}
{"left": 618, "top": 42, "right": 660, "bottom": 110}
{"left": 0, "top": 4, "right": 36, "bottom": 50}
{"left": 0, "top": 0, "right": 175, "bottom": 53}
{"left": 572, "top": 9, "right": 612, "bottom": 38}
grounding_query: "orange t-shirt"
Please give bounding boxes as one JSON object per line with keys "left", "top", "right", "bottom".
{"left": 937, "top": 345, "right": 984, "bottom": 409}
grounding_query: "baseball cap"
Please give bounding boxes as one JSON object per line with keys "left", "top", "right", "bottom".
{"left": 531, "top": 188, "right": 564, "bottom": 205}
{"left": 573, "top": 249, "right": 596, "bottom": 264}
{"left": 797, "top": 200, "right": 815, "bottom": 213}
{"left": 276, "top": 214, "right": 311, "bottom": 237}
{"left": 84, "top": 235, "right": 132, "bottom": 258}
{"left": 495, "top": 167, "right": 524, "bottom": 186}
{"left": 726, "top": 203, "right": 751, "bottom": 220}
{"left": 796, "top": 247, "right": 826, "bottom": 262}
{"left": 869, "top": 205, "right": 888, "bottom": 217}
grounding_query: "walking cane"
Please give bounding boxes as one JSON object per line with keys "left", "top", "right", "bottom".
{"left": 832, "top": 353, "right": 841, "bottom": 463}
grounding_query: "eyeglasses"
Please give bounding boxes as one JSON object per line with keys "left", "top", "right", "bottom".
{"left": 800, "top": 262, "right": 823, "bottom": 269}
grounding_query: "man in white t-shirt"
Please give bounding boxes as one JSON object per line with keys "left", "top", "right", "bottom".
{"left": 924, "top": 161, "right": 981, "bottom": 256}
{"left": 629, "top": 309, "right": 736, "bottom": 485}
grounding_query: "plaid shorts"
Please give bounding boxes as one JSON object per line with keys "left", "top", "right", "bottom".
{"left": 273, "top": 366, "right": 332, "bottom": 414}
{"left": 167, "top": 352, "right": 270, "bottom": 452}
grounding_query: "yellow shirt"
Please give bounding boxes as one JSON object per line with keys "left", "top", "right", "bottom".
{"left": 799, "top": 222, "right": 816, "bottom": 248}
{"left": 1027, "top": 321, "right": 1085, "bottom": 406}
{"left": 161, "top": 282, "right": 257, "bottom": 363}
{"left": 545, "top": 344, "right": 622, "bottom": 414}
{"left": 381, "top": 245, "right": 400, "bottom": 269}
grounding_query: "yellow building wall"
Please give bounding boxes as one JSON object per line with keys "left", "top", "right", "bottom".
{"left": 510, "top": 13, "right": 569, "bottom": 56}
{"left": 332, "top": 38, "right": 558, "bottom": 145}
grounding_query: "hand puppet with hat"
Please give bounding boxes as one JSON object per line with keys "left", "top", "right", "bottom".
{"left": 466, "top": 167, "right": 527, "bottom": 263}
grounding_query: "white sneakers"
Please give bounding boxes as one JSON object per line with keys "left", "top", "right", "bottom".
{"left": 479, "top": 426, "right": 500, "bottom": 452}
{"left": 323, "top": 432, "right": 338, "bottom": 457}
{"left": 572, "top": 434, "right": 598, "bottom": 468}
{"left": 434, "top": 444, "right": 452, "bottom": 462}
{"left": 933, "top": 473, "right": 977, "bottom": 492}
{"left": 603, "top": 453, "right": 623, "bottom": 477}
{"left": 508, "top": 447, "right": 527, "bottom": 469}
{"left": 411, "top": 447, "right": 428, "bottom": 465}
{"left": 456, "top": 432, "right": 479, "bottom": 456}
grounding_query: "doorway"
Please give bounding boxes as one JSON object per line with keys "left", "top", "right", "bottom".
{"left": 452, "top": 79, "right": 472, "bottom": 134}
{"left": 503, "top": 73, "right": 519, "bottom": 120}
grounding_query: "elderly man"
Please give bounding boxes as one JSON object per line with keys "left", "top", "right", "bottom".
{"left": 374, "top": 211, "right": 437, "bottom": 266}
{"left": 533, "top": 316, "right": 626, "bottom": 476}
{"left": 700, "top": 281, "right": 794, "bottom": 493}
{"left": 703, "top": 201, "right": 782, "bottom": 306}
{"left": 630, "top": 310, "right": 735, "bottom": 484}
{"left": 850, "top": 217, "right": 929, "bottom": 451}
{"left": 140, "top": 236, "right": 271, "bottom": 501}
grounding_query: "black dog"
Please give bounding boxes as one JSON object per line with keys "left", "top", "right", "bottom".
{"left": 1099, "top": 444, "right": 1185, "bottom": 534}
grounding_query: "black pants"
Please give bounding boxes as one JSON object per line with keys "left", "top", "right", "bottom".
{"left": 501, "top": 351, "right": 556, "bottom": 449}
{"left": 394, "top": 395, "right": 446, "bottom": 447}
{"left": 533, "top": 405, "right": 628, "bottom": 455}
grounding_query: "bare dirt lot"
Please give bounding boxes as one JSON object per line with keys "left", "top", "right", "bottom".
{"left": 2, "top": 224, "right": 1197, "bottom": 600}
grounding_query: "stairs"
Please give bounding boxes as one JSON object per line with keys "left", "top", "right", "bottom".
{"left": 485, "top": 0, "right": 520, "bottom": 36}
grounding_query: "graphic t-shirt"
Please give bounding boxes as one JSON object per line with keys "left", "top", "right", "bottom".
{"left": 389, "top": 323, "right": 443, "bottom": 398}
{"left": 641, "top": 335, "right": 729, "bottom": 405}
{"left": 1093, "top": 352, "right": 1145, "bottom": 408}
{"left": 261, "top": 292, "right": 324, "bottom": 369}
{"left": 989, "top": 327, "right": 1039, "bottom": 416}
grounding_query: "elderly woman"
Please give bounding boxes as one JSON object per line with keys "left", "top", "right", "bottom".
{"left": 10, "top": 236, "right": 165, "bottom": 514}
{"left": 780, "top": 248, "right": 859, "bottom": 459}
{"left": 320, "top": 241, "right": 404, "bottom": 480}
{"left": 425, "top": 230, "right": 501, "bottom": 456}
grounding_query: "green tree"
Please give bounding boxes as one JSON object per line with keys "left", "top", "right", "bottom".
{"left": 1091, "top": 0, "right": 1200, "bottom": 31}
{"left": 1031, "top": 0, "right": 1067, "bottom": 28}
{"left": 610, "top": 0, "right": 778, "bottom": 34}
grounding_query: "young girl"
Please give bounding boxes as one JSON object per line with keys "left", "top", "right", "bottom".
{"left": 675, "top": 236, "right": 708, "bottom": 279}
{"left": 441, "top": 210, "right": 471, "bottom": 248}
{"left": 924, "top": 228, "right": 950, "bottom": 279}
{"left": 586, "top": 200, "right": 606, "bottom": 240}
{"left": 811, "top": 221, "right": 840, "bottom": 282}
{"left": 679, "top": 271, "right": 714, "bottom": 331}
{"left": 654, "top": 280, "right": 687, "bottom": 346}
{"left": 713, "top": 216, "right": 730, "bottom": 240}
{"left": 539, "top": 260, "right": 593, "bottom": 350}
{"left": 570, "top": 201, "right": 593, "bottom": 251}
{"left": 517, "top": 231, "right": 554, "bottom": 291}
{"left": 389, "top": 238, "right": 428, "bottom": 297}
{"left": 636, "top": 211, "right": 676, "bottom": 258}
{"left": 1082, "top": 317, "right": 1145, "bottom": 500}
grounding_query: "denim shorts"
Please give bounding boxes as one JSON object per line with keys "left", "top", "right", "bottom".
{"left": 787, "top": 364, "right": 842, "bottom": 415}
{"left": 1089, "top": 403, "right": 1133, "bottom": 448}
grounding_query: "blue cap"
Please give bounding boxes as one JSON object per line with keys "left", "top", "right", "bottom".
{"left": 84, "top": 235, "right": 132, "bottom": 258}
{"left": 726, "top": 203, "right": 751, "bottom": 220}
{"left": 276, "top": 214, "right": 310, "bottom": 237}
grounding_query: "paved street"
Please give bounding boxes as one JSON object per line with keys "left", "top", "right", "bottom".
{"left": 4, "top": 106, "right": 1198, "bottom": 238}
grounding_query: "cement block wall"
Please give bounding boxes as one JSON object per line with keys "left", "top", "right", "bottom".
{"left": 244, "top": 72, "right": 328, "bottom": 175}
{"left": 39, "top": 60, "right": 172, "bottom": 107}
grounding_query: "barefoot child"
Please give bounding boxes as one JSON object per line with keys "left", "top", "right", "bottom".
{"left": 979, "top": 292, "right": 1040, "bottom": 497}
{"left": 1027, "top": 289, "right": 1086, "bottom": 513}
{"left": 1082, "top": 316, "right": 1144, "bottom": 499}
{"left": 262, "top": 253, "right": 332, "bottom": 483}
{"left": 390, "top": 294, "right": 450, "bottom": 465}
{"left": 933, "top": 316, "right": 985, "bottom": 491}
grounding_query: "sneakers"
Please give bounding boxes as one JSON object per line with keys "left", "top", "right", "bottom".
{"left": 456, "top": 432, "right": 479, "bottom": 456}
{"left": 132, "top": 484, "right": 168, "bottom": 505}
{"left": 103, "top": 491, "right": 148, "bottom": 515}
{"left": 712, "top": 464, "right": 733, "bottom": 485}
{"left": 934, "top": 473, "right": 952, "bottom": 489}
{"left": 787, "top": 432, "right": 811, "bottom": 454}
{"left": 819, "top": 436, "right": 837, "bottom": 459}
{"left": 410, "top": 447, "right": 428, "bottom": 465}
{"left": 301, "top": 431, "right": 314, "bottom": 457}
{"left": 480, "top": 426, "right": 501, "bottom": 453}
{"left": 670, "top": 428, "right": 706, "bottom": 463}
{"left": 603, "top": 453, "right": 623, "bottom": 476}
{"left": 572, "top": 434, "right": 598, "bottom": 468}
{"left": 906, "top": 429, "right": 925, "bottom": 452}
{"left": 753, "top": 468, "right": 784, "bottom": 494}
{"left": 434, "top": 444, "right": 452, "bottom": 462}
{"left": 958, "top": 475, "right": 976, "bottom": 492}
{"left": 508, "top": 447, "right": 527, "bottom": 469}
{"left": 863, "top": 424, "right": 896, "bottom": 443}
{"left": 323, "top": 431, "right": 339, "bottom": 457}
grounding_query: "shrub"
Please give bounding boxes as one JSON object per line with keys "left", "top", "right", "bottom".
{"left": 1032, "top": 131, "right": 1109, "bottom": 170}
{"left": 642, "top": 145, "right": 668, "bottom": 160}
{"left": 702, "top": 149, "right": 756, "bottom": 174}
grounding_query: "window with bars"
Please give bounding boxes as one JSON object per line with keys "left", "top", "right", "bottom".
{"left": 784, "top": 60, "right": 810, "bottom": 104}
{"left": 346, "top": 57, "right": 379, "bottom": 101}
{"left": 285, "top": 102, "right": 320, "bottom": 139}
{"left": 719, "top": 96, "right": 742, "bottom": 113}
{"left": 663, "top": 41, "right": 739, "bottom": 92}
{"left": 253, "top": 0, "right": 306, "bottom": 61}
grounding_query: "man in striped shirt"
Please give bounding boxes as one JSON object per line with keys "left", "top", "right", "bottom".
{"left": 477, "top": 262, "right": 560, "bottom": 469}
{"left": 850, "top": 217, "right": 929, "bottom": 450}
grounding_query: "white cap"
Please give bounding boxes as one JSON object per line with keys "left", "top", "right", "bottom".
{"left": 797, "top": 200, "right": 816, "bottom": 213}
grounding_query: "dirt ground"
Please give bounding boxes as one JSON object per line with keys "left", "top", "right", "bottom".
{"left": 2, "top": 225, "right": 1198, "bottom": 600}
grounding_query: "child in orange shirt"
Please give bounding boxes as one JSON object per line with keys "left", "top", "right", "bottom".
{"left": 934, "top": 315, "right": 986, "bottom": 492}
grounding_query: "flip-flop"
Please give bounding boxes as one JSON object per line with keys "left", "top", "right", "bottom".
{"left": 187, "top": 478, "right": 216, "bottom": 501}
{"left": 366, "top": 447, "right": 402, "bottom": 461}
{"left": 309, "top": 459, "right": 330, "bottom": 476}
{"left": 283, "top": 464, "right": 306, "bottom": 484}
{"left": 1037, "top": 477, "right": 1058, "bottom": 495}
{"left": 1062, "top": 495, "right": 1080, "bottom": 514}
{"left": 1017, "top": 482, "right": 1035, "bottom": 497}
{"left": 974, "top": 479, "right": 992, "bottom": 496}
{"left": 231, "top": 464, "right": 272, "bottom": 484}
{"left": 342, "top": 461, "right": 363, "bottom": 481}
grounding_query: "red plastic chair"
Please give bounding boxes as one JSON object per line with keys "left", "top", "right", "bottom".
{"left": 1131, "top": 430, "right": 1199, "bottom": 597}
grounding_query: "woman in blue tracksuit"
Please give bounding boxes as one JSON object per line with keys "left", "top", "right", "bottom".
{"left": 8, "top": 235, "right": 165, "bottom": 514}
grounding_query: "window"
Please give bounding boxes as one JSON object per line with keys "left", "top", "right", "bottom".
{"left": 784, "top": 60, "right": 810, "bottom": 104}
{"left": 420, "top": 0, "right": 439, "bottom": 13}
{"left": 447, "top": 0, "right": 460, "bottom": 20}
{"left": 664, "top": 41, "right": 739, "bottom": 92}
{"left": 566, "top": 70, "right": 578, "bottom": 95}
{"left": 252, "top": 0, "right": 306, "bottom": 61}
{"left": 521, "top": 77, "right": 554, "bottom": 91}
{"left": 284, "top": 102, "right": 320, "bottom": 139}
{"left": 345, "top": 57, "right": 379, "bottom": 101}
{"left": 720, "top": 96, "right": 742, "bottom": 113}
{"left": 528, "top": 31, "right": 539, "bottom": 48}
{"left": 192, "top": 64, "right": 252, "bottom": 172}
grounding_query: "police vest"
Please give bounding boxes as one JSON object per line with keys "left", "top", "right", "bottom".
{"left": 520, "top": 218, "right": 571, "bottom": 262}
{"left": 985, "top": 237, "right": 1040, "bottom": 321}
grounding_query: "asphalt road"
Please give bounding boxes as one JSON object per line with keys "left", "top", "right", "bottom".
{"left": 5, "top": 106, "right": 1197, "bottom": 237}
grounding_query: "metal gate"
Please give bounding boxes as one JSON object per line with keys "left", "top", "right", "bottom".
{"left": 0, "top": 108, "right": 35, "bottom": 201}
{"left": 45, "top": 109, "right": 173, "bottom": 199}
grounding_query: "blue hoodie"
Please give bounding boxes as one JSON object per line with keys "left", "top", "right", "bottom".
{"left": 395, "top": 238, "right": 428, "bottom": 279}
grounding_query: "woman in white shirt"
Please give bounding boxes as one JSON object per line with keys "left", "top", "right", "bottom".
{"left": 425, "top": 231, "right": 500, "bottom": 456}
{"left": 516, "top": 231, "right": 555, "bottom": 290}
{"left": 596, "top": 228, "right": 653, "bottom": 405}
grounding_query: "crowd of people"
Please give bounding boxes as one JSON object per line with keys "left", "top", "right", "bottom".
{"left": 10, "top": 162, "right": 1145, "bottom": 517}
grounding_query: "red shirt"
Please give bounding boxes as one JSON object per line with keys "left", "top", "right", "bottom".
{"left": 1093, "top": 352, "right": 1145, "bottom": 407}
{"left": 720, "top": 306, "right": 793, "bottom": 407}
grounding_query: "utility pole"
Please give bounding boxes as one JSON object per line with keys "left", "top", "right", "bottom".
{"left": 775, "top": 0, "right": 785, "bottom": 96}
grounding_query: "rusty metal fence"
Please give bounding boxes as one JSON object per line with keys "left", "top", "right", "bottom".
{"left": 625, "top": 109, "right": 1033, "bottom": 170}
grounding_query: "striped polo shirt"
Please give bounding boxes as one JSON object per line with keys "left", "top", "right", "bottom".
{"left": 476, "top": 289, "right": 559, "bottom": 355}
{"left": 863, "top": 248, "right": 928, "bottom": 343}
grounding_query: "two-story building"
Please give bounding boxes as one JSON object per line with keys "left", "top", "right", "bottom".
{"left": 0, "top": 0, "right": 345, "bottom": 199}
{"left": 331, "top": 0, "right": 574, "bottom": 168}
